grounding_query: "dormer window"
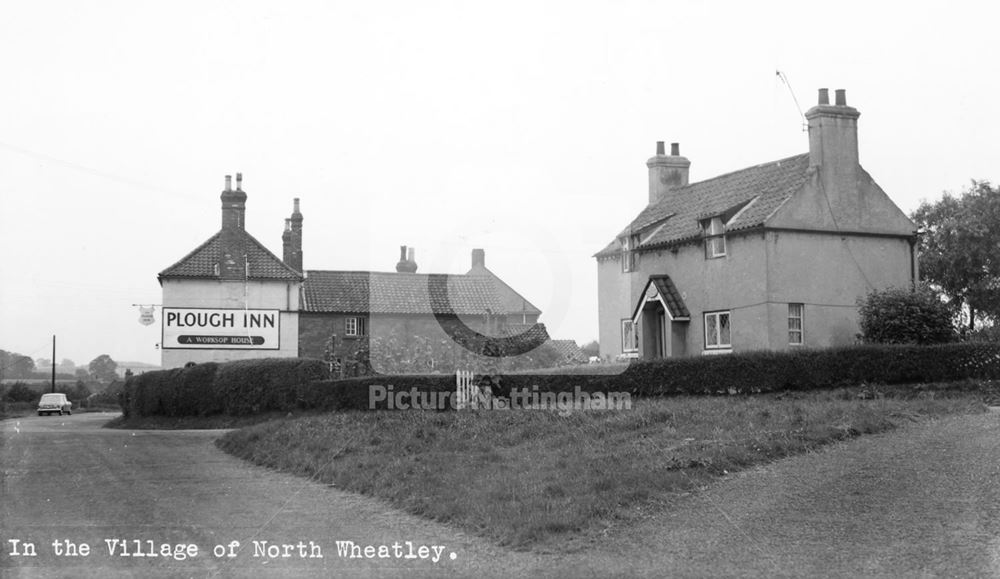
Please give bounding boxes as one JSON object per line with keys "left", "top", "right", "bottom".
{"left": 704, "top": 216, "right": 726, "bottom": 258}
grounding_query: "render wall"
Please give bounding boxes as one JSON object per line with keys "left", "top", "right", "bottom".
{"left": 160, "top": 279, "right": 300, "bottom": 368}
{"left": 762, "top": 230, "right": 914, "bottom": 348}
{"left": 596, "top": 229, "right": 914, "bottom": 358}
{"left": 597, "top": 232, "right": 770, "bottom": 359}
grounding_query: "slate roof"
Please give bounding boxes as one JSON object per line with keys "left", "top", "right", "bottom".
{"left": 596, "top": 153, "right": 811, "bottom": 257}
{"left": 158, "top": 229, "right": 303, "bottom": 281}
{"left": 301, "top": 271, "right": 509, "bottom": 315}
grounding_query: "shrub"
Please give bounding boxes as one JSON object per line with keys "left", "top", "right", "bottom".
{"left": 122, "top": 358, "right": 328, "bottom": 417}
{"left": 857, "top": 284, "right": 956, "bottom": 344}
{"left": 216, "top": 358, "right": 329, "bottom": 415}
{"left": 963, "top": 324, "right": 1000, "bottom": 343}
{"left": 3, "top": 382, "right": 38, "bottom": 403}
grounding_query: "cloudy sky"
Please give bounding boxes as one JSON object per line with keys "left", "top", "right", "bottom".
{"left": 0, "top": 0, "right": 996, "bottom": 366}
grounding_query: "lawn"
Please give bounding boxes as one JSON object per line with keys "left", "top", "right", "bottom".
{"left": 216, "top": 384, "right": 988, "bottom": 550}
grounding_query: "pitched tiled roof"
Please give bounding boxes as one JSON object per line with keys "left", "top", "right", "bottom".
{"left": 548, "top": 339, "right": 587, "bottom": 363}
{"left": 650, "top": 275, "right": 690, "bottom": 319}
{"left": 596, "top": 153, "right": 811, "bottom": 257}
{"left": 302, "top": 271, "right": 508, "bottom": 315}
{"left": 159, "top": 229, "right": 303, "bottom": 281}
{"left": 467, "top": 266, "right": 542, "bottom": 315}
{"left": 631, "top": 275, "right": 690, "bottom": 321}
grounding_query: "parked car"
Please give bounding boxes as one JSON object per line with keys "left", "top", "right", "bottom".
{"left": 37, "top": 393, "right": 72, "bottom": 416}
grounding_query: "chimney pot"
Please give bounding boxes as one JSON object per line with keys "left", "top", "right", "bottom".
{"left": 655, "top": 141, "right": 665, "bottom": 156}
{"left": 293, "top": 198, "right": 301, "bottom": 213}
{"left": 224, "top": 175, "right": 232, "bottom": 191}
{"left": 670, "top": 142, "right": 680, "bottom": 156}
{"left": 399, "top": 245, "right": 407, "bottom": 261}
{"left": 235, "top": 173, "right": 242, "bottom": 191}
{"left": 818, "top": 88, "right": 830, "bottom": 105}
{"left": 835, "top": 89, "right": 847, "bottom": 106}
{"left": 407, "top": 247, "right": 415, "bottom": 262}
{"left": 284, "top": 218, "right": 291, "bottom": 232}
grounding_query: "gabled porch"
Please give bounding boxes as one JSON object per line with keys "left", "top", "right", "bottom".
{"left": 631, "top": 275, "right": 690, "bottom": 359}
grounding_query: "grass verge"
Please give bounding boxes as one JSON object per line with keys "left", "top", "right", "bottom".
{"left": 104, "top": 410, "right": 324, "bottom": 430}
{"left": 216, "top": 383, "right": 988, "bottom": 550}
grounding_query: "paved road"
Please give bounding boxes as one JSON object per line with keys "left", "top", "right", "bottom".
{"left": 3, "top": 411, "right": 1000, "bottom": 578}
{"left": 0, "top": 413, "right": 541, "bottom": 579}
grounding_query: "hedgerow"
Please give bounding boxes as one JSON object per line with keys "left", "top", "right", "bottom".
{"left": 121, "top": 343, "right": 1000, "bottom": 417}
{"left": 122, "top": 358, "right": 327, "bottom": 417}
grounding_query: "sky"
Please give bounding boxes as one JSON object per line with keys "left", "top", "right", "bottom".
{"left": 0, "top": 0, "right": 997, "bottom": 367}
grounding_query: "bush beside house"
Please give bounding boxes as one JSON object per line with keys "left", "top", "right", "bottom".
{"left": 857, "top": 284, "right": 956, "bottom": 345}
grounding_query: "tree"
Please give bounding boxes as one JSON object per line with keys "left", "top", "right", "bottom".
{"left": 857, "top": 284, "right": 956, "bottom": 345}
{"left": 88, "top": 354, "right": 119, "bottom": 383}
{"left": 0, "top": 350, "right": 36, "bottom": 379}
{"left": 59, "top": 359, "right": 76, "bottom": 373}
{"left": 912, "top": 180, "right": 1000, "bottom": 330}
{"left": 75, "top": 368, "right": 91, "bottom": 380}
{"left": 71, "top": 380, "right": 92, "bottom": 402}
{"left": 3, "top": 382, "right": 38, "bottom": 403}
{"left": 580, "top": 340, "right": 600, "bottom": 358}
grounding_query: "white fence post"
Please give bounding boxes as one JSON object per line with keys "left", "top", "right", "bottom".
{"left": 455, "top": 370, "right": 475, "bottom": 410}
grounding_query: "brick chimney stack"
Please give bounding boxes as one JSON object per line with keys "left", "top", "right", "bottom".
{"left": 220, "top": 173, "right": 247, "bottom": 230}
{"left": 218, "top": 173, "right": 248, "bottom": 280}
{"left": 647, "top": 141, "right": 690, "bottom": 205}
{"left": 805, "top": 88, "right": 861, "bottom": 220}
{"left": 286, "top": 198, "right": 303, "bottom": 272}
{"left": 471, "top": 248, "right": 485, "bottom": 269}
{"left": 281, "top": 218, "right": 293, "bottom": 267}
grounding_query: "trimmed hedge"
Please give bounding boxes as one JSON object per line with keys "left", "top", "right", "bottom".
{"left": 122, "top": 358, "right": 328, "bottom": 418}
{"left": 619, "top": 343, "right": 1000, "bottom": 396}
{"left": 121, "top": 343, "right": 1000, "bottom": 417}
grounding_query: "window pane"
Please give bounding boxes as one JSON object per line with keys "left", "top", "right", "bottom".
{"left": 705, "top": 236, "right": 725, "bottom": 257}
{"left": 622, "top": 320, "right": 637, "bottom": 352}
{"left": 789, "top": 318, "right": 802, "bottom": 331}
{"left": 789, "top": 330, "right": 802, "bottom": 344}
{"left": 719, "top": 313, "right": 731, "bottom": 345}
{"left": 706, "top": 314, "right": 718, "bottom": 346}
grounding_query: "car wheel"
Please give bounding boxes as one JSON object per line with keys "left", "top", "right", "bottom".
{"left": 38, "top": 412, "right": 43, "bottom": 417}
{"left": 58, "top": 410, "right": 63, "bottom": 416}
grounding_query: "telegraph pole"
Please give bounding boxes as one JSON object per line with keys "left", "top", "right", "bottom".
{"left": 51, "top": 335, "right": 56, "bottom": 393}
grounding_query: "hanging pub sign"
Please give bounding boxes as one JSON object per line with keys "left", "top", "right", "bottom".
{"left": 138, "top": 306, "right": 156, "bottom": 326}
{"left": 161, "top": 308, "right": 280, "bottom": 350}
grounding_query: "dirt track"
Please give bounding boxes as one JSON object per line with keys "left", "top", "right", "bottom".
{"left": 3, "top": 411, "right": 1000, "bottom": 578}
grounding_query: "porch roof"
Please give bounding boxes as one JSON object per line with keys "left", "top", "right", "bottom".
{"left": 631, "top": 275, "right": 690, "bottom": 322}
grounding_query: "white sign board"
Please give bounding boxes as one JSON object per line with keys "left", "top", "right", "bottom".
{"left": 161, "top": 308, "right": 280, "bottom": 350}
{"left": 138, "top": 306, "right": 156, "bottom": 326}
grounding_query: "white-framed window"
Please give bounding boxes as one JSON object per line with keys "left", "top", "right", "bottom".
{"left": 345, "top": 316, "right": 367, "bottom": 337}
{"left": 621, "top": 237, "right": 635, "bottom": 273}
{"left": 704, "top": 310, "right": 731, "bottom": 349}
{"left": 704, "top": 216, "right": 726, "bottom": 258}
{"left": 621, "top": 319, "right": 638, "bottom": 353}
{"left": 788, "top": 303, "right": 804, "bottom": 345}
